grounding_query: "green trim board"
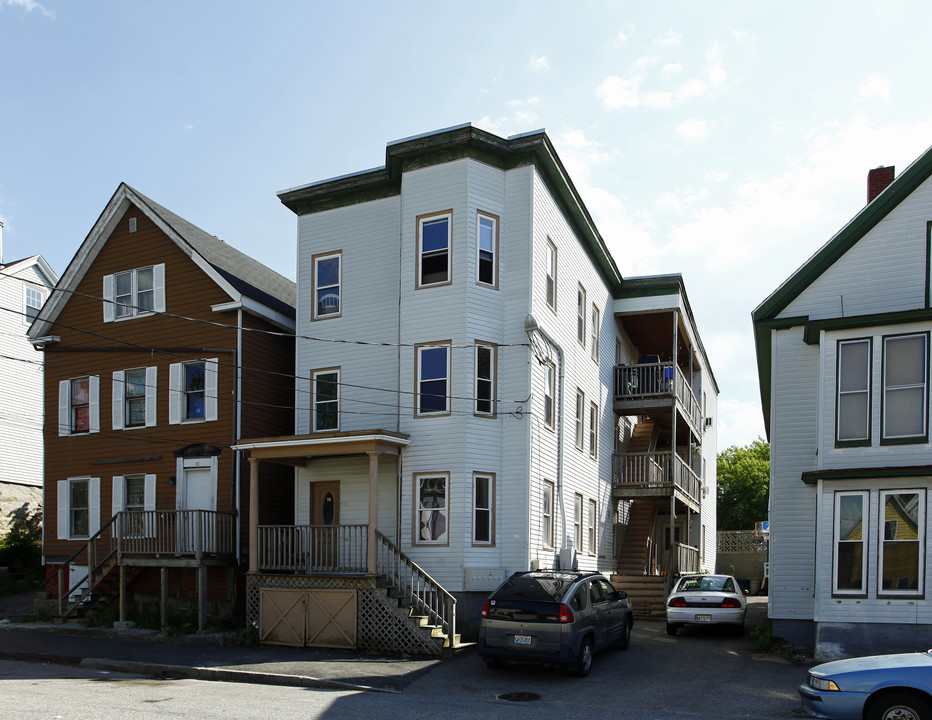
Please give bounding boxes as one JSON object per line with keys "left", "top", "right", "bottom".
{"left": 802, "top": 308, "right": 932, "bottom": 345}
{"left": 802, "top": 465, "right": 932, "bottom": 484}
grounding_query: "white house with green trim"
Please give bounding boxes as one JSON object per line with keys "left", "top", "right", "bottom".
{"left": 753, "top": 148, "right": 932, "bottom": 659}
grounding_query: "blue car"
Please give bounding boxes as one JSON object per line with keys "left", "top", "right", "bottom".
{"left": 799, "top": 650, "right": 932, "bottom": 719}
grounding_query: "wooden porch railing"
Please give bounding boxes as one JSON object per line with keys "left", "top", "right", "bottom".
{"left": 256, "top": 524, "right": 368, "bottom": 573}
{"left": 376, "top": 531, "right": 456, "bottom": 643}
{"left": 612, "top": 451, "right": 702, "bottom": 506}
{"left": 613, "top": 361, "right": 703, "bottom": 429}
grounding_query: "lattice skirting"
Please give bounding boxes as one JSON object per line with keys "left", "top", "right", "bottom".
{"left": 247, "top": 574, "right": 440, "bottom": 656}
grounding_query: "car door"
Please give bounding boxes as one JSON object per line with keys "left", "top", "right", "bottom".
{"left": 596, "top": 578, "right": 626, "bottom": 644}
{"left": 587, "top": 580, "right": 612, "bottom": 650}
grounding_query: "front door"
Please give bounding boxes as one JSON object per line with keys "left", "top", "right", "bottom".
{"left": 310, "top": 482, "right": 339, "bottom": 570}
{"left": 178, "top": 458, "right": 217, "bottom": 553}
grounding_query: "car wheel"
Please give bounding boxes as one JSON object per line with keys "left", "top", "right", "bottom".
{"left": 666, "top": 622, "right": 679, "bottom": 636}
{"left": 574, "top": 637, "right": 594, "bottom": 677}
{"left": 615, "top": 620, "right": 632, "bottom": 650}
{"left": 866, "top": 691, "right": 931, "bottom": 720}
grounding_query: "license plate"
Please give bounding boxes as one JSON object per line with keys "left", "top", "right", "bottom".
{"left": 695, "top": 614, "right": 712, "bottom": 623}
{"left": 513, "top": 634, "right": 532, "bottom": 646}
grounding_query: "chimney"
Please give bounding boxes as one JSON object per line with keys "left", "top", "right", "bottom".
{"left": 867, "top": 165, "right": 895, "bottom": 204}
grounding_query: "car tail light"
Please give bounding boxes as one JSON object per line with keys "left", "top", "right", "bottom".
{"left": 720, "top": 597, "right": 741, "bottom": 608}
{"left": 668, "top": 596, "right": 687, "bottom": 607}
{"left": 558, "top": 604, "right": 574, "bottom": 623}
{"left": 481, "top": 600, "right": 490, "bottom": 618}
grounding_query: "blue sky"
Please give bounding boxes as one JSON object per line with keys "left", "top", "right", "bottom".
{"left": 3, "top": 0, "right": 932, "bottom": 450}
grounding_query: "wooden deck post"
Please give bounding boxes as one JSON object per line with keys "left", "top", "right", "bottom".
{"left": 248, "top": 457, "right": 259, "bottom": 573}
{"left": 198, "top": 566, "right": 207, "bottom": 632}
{"left": 367, "top": 452, "right": 379, "bottom": 574}
{"left": 160, "top": 568, "right": 168, "bottom": 630}
{"left": 119, "top": 565, "right": 126, "bottom": 623}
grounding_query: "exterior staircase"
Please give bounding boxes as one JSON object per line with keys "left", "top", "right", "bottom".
{"left": 610, "top": 574, "right": 667, "bottom": 618}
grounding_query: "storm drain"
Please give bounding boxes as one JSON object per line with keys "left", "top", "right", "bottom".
{"left": 497, "top": 692, "right": 541, "bottom": 702}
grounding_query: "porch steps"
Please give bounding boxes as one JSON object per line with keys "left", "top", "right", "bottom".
{"left": 617, "top": 500, "right": 655, "bottom": 575}
{"left": 374, "top": 580, "right": 470, "bottom": 657}
{"left": 627, "top": 420, "right": 656, "bottom": 454}
{"left": 60, "top": 561, "right": 142, "bottom": 620}
{"left": 611, "top": 574, "right": 667, "bottom": 618}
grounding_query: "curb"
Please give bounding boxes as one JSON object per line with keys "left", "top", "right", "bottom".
{"left": 78, "top": 658, "right": 401, "bottom": 694}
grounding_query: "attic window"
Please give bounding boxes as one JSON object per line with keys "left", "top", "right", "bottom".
{"left": 129, "top": 217, "right": 137, "bottom": 233}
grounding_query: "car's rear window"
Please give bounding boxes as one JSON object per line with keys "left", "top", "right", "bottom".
{"left": 492, "top": 573, "right": 581, "bottom": 602}
{"left": 677, "top": 576, "right": 734, "bottom": 593}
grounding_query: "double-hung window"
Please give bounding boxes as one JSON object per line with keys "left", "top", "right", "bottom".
{"left": 577, "top": 286, "right": 586, "bottom": 347}
{"left": 473, "top": 473, "right": 494, "bottom": 545}
{"left": 574, "top": 494, "right": 583, "bottom": 552}
{"left": 591, "top": 305, "right": 600, "bottom": 361}
{"left": 475, "top": 343, "right": 496, "bottom": 416}
{"left": 589, "top": 402, "right": 598, "bottom": 459}
{"left": 103, "top": 264, "right": 165, "bottom": 321}
{"left": 112, "top": 367, "right": 157, "bottom": 429}
{"left": 313, "top": 252, "right": 341, "bottom": 318}
{"left": 545, "top": 239, "right": 557, "bottom": 311}
{"left": 415, "top": 473, "right": 448, "bottom": 545}
{"left": 833, "top": 491, "right": 867, "bottom": 595}
{"left": 575, "top": 390, "right": 585, "bottom": 450}
{"left": 544, "top": 361, "right": 555, "bottom": 429}
{"left": 477, "top": 212, "right": 498, "bottom": 287}
{"left": 416, "top": 343, "right": 450, "bottom": 416}
{"left": 169, "top": 359, "right": 219, "bottom": 424}
{"left": 879, "top": 489, "right": 924, "bottom": 595}
{"left": 588, "top": 499, "right": 597, "bottom": 555}
{"left": 836, "top": 339, "right": 871, "bottom": 444}
{"left": 59, "top": 376, "right": 100, "bottom": 436}
{"left": 111, "top": 474, "right": 156, "bottom": 537}
{"left": 542, "top": 480, "right": 555, "bottom": 548}
{"left": 417, "top": 211, "right": 451, "bottom": 287}
{"left": 56, "top": 476, "right": 100, "bottom": 540}
{"left": 313, "top": 369, "right": 340, "bottom": 431}
{"left": 882, "top": 333, "right": 928, "bottom": 442}
{"left": 24, "top": 286, "right": 44, "bottom": 323}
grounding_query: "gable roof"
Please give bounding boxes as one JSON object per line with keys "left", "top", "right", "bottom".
{"left": 1, "top": 254, "right": 58, "bottom": 287}
{"left": 29, "top": 183, "right": 295, "bottom": 340}
{"left": 752, "top": 142, "right": 932, "bottom": 437}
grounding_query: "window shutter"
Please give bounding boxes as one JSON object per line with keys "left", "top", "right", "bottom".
{"left": 57, "top": 479, "right": 68, "bottom": 539}
{"left": 103, "top": 274, "right": 115, "bottom": 323}
{"left": 111, "top": 475, "right": 123, "bottom": 522}
{"left": 144, "top": 474, "right": 157, "bottom": 537}
{"left": 58, "top": 380, "right": 70, "bottom": 437}
{"left": 153, "top": 263, "right": 166, "bottom": 313}
{"left": 89, "top": 477, "right": 101, "bottom": 537}
{"left": 205, "top": 358, "right": 219, "bottom": 421}
{"left": 88, "top": 375, "right": 100, "bottom": 434}
{"left": 168, "top": 363, "right": 181, "bottom": 425}
{"left": 145, "top": 366, "right": 158, "bottom": 427}
{"left": 112, "top": 371, "right": 125, "bottom": 430}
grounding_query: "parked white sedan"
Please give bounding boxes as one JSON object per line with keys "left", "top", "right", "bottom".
{"left": 666, "top": 574, "right": 747, "bottom": 636}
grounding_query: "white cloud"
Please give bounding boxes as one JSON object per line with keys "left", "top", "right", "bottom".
{"left": 706, "top": 44, "right": 727, "bottom": 86}
{"left": 506, "top": 97, "right": 540, "bottom": 108}
{"left": 678, "top": 78, "right": 707, "bottom": 100}
{"left": 661, "top": 63, "right": 683, "bottom": 75}
{"left": 644, "top": 91, "right": 673, "bottom": 108}
{"left": 859, "top": 74, "right": 890, "bottom": 102}
{"left": 596, "top": 75, "right": 641, "bottom": 110}
{"left": 732, "top": 29, "right": 758, "bottom": 43}
{"left": 654, "top": 30, "right": 682, "bottom": 47}
{"left": 677, "top": 118, "right": 709, "bottom": 140}
{"left": 2, "top": 0, "right": 54, "bottom": 17}
{"left": 528, "top": 54, "right": 550, "bottom": 71}
{"left": 615, "top": 22, "right": 635, "bottom": 45}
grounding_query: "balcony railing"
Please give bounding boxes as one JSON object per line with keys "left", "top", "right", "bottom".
{"left": 613, "top": 361, "right": 702, "bottom": 429}
{"left": 115, "top": 510, "right": 236, "bottom": 559}
{"left": 612, "top": 451, "right": 702, "bottom": 506}
{"left": 257, "top": 524, "right": 368, "bottom": 574}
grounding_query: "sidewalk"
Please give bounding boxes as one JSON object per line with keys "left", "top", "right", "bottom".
{"left": 0, "top": 617, "right": 444, "bottom": 693}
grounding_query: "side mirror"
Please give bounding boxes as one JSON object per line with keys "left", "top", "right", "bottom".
{"left": 616, "top": 590, "right": 628, "bottom": 601}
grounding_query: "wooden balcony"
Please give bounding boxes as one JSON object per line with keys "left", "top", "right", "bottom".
{"left": 115, "top": 510, "right": 236, "bottom": 566}
{"left": 612, "top": 451, "right": 702, "bottom": 512}
{"left": 613, "top": 361, "right": 703, "bottom": 436}
{"left": 256, "top": 524, "right": 369, "bottom": 574}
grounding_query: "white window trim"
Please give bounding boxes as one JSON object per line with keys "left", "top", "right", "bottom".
{"left": 111, "top": 474, "right": 157, "bottom": 538}
{"left": 474, "top": 343, "right": 496, "bottom": 417}
{"left": 313, "top": 368, "right": 340, "bottom": 432}
{"left": 833, "top": 490, "right": 868, "bottom": 595}
{"left": 836, "top": 338, "right": 871, "bottom": 443}
{"left": 312, "top": 251, "right": 342, "bottom": 320}
{"left": 589, "top": 402, "right": 598, "bottom": 459}
{"left": 542, "top": 480, "right": 555, "bottom": 549}
{"left": 882, "top": 333, "right": 929, "bottom": 441}
{"left": 58, "top": 376, "right": 100, "bottom": 436}
{"left": 23, "top": 284, "right": 44, "bottom": 325}
{"left": 472, "top": 473, "right": 495, "bottom": 546}
{"left": 168, "top": 359, "right": 218, "bottom": 424}
{"left": 112, "top": 367, "right": 158, "bottom": 430}
{"left": 416, "top": 343, "right": 451, "bottom": 417}
{"left": 878, "top": 489, "right": 925, "bottom": 597}
{"left": 57, "top": 476, "right": 100, "bottom": 540}
{"left": 103, "top": 263, "right": 166, "bottom": 322}
{"left": 577, "top": 285, "right": 586, "bottom": 347}
{"left": 591, "top": 305, "right": 600, "bottom": 361}
{"left": 574, "top": 493, "right": 583, "bottom": 553}
{"left": 416, "top": 211, "right": 452, "bottom": 289}
{"left": 476, "top": 212, "right": 499, "bottom": 289}
{"left": 545, "top": 238, "right": 557, "bottom": 312}
{"left": 544, "top": 361, "right": 556, "bottom": 430}
{"left": 588, "top": 499, "right": 597, "bottom": 556}
{"left": 414, "top": 472, "right": 449, "bottom": 546}
{"left": 575, "top": 390, "right": 585, "bottom": 450}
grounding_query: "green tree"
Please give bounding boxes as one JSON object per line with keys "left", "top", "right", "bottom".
{"left": 716, "top": 439, "right": 770, "bottom": 531}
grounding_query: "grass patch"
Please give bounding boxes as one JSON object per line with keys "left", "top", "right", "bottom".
{"left": 751, "top": 617, "right": 775, "bottom": 651}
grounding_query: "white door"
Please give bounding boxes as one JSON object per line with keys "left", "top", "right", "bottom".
{"left": 177, "top": 458, "right": 217, "bottom": 553}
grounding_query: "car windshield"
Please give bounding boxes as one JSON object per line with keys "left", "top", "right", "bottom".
{"left": 677, "top": 576, "right": 733, "bottom": 593}
{"left": 493, "top": 573, "right": 581, "bottom": 602}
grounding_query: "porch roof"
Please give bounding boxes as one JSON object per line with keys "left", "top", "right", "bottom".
{"left": 233, "top": 429, "right": 411, "bottom": 464}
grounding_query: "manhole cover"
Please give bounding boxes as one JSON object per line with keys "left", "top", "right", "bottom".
{"left": 497, "top": 692, "right": 541, "bottom": 702}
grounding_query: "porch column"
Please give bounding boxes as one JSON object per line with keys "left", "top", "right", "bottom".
{"left": 248, "top": 457, "right": 259, "bottom": 573}
{"left": 367, "top": 451, "right": 379, "bottom": 574}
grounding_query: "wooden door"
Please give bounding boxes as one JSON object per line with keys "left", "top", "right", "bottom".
{"left": 311, "top": 482, "right": 339, "bottom": 570}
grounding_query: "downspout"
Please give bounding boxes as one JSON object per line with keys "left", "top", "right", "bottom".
{"left": 234, "top": 309, "right": 243, "bottom": 563}
{"left": 524, "top": 314, "right": 568, "bottom": 561}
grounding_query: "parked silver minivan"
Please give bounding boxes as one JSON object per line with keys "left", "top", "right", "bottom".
{"left": 478, "top": 570, "right": 634, "bottom": 676}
